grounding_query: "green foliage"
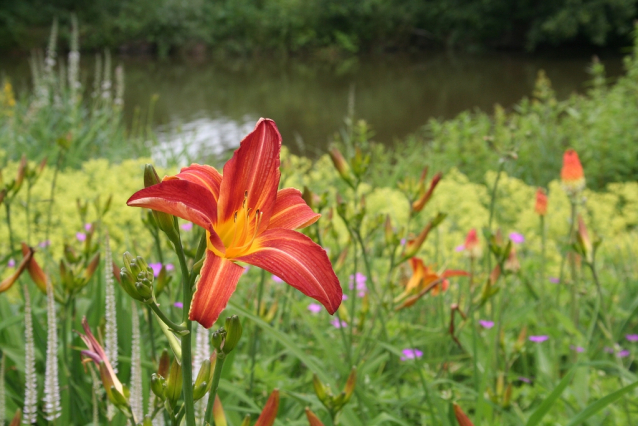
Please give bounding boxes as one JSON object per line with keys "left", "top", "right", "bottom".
{"left": 0, "top": 0, "right": 636, "bottom": 54}
{"left": 395, "top": 36, "right": 638, "bottom": 190}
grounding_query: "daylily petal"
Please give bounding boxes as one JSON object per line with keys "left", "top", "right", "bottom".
{"left": 0, "top": 248, "right": 33, "bottom": 293}
{"left": 127, "top": 179, "right": 225, "bottom": 253}
{"left": 217, "top": 118, "right": 281, "bottom": 233}
{"left": 236, "top": 229, "right": 342, "bottom": 314}
{"left": 165, "top": 163, "right": 223, "bottom": 202}
{"left": 442, "top": 270, "right": 471, "bottom": 278}
{"left": 254, "top": 389, "right": 279, "bottom": 426}
{"left": 78, "top": 317, "right": 124, "bottom": 396}
{"left": 268, "top": 188, "right": 320, "bottom": 230}
{"left": 189, "top": 253, "right": 244, "bottom": 328}
{"left": 21, "top": 243, "right": 48, "bottom": 294}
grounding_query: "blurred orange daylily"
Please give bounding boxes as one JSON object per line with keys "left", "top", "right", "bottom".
{"left": 0, "top": 247, "right": 33, "bottom": 293}
{"left": 395, "top": 258, "right": 468, "bottom": 309}
{"left": 128, "top": 119, "right": 342, "bottom": 328}
{"left": 305, "top": 408, "right": 325, "bottom": 426}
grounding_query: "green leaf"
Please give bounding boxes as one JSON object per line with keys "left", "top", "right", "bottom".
{"left": 526, "top": 368, "right": 576, "bottom": 426}
{"left": 565, "top": 380, "right": 638, "bottom": 426}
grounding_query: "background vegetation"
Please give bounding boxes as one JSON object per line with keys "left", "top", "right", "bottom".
{"left": 1, "top": 0, "right": 637, "bottom": 55}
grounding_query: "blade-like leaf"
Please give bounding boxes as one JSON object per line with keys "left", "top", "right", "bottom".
{"left": 526, "top": 368, "right": 576, "bottom": 426}
{"left": 565, "top": 380, "right": 638, "bottom": 426}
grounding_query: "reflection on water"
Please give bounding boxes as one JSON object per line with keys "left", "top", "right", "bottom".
{"left": 153, "top": 115, "right": 257, "bottom": 166}
{"left": 1, "top": 50, "right": 623, "bottom": 162}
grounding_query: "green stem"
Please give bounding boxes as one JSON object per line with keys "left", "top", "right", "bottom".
{"left": 557, "top": 201, "right": 577, "bottom": 306}
{"left": 204, "top": 353, "right": 227, "bottom": 425}
{"left": 149, "top": 302, "right": 186, "bottom": 331}
{"left": 487, "top": 161, "right": 505, "bottom": 273}
{"left": 26, "top": 183, "right": 32, "bottom": 245}
{"left": 249, "top": 269, "right": 266, "bottom": 394}
{"left": 171, "top": 233, "right": 196, "bottom": 426}
{"left": 4, "top": 202, "right": 14, "bottom": 253}
{"left": 540, "top": 215, "right": 546, "bottom": 319}
{"left": 45, "top": 149, "right": 64, "bottom": 247}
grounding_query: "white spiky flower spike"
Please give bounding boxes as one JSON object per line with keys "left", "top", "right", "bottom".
{"left": 130, "top": 303, "right": 143, "bottom": 423}
{"left": 104, "top": 232, "right": 118, "bottom": 373}
{"left": 194, "top": 324, "right": 210, "bottom": 423}
{"left": 43, "top": 279, "right": 61, "bottom": 421}
{"left": 22, "top": 285, "right": 38, "bottom": 424}
{"left": 0, "top": 352, "right": 5, "bottom": 426}
{"left": 89, "top": 366, "right": 100, "bottom": 425}
{"left": 67, "top": 13, "right": 81, "bottom": 102}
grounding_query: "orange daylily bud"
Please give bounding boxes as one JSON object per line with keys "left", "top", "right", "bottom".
{"left": 305, "top": 408, "right": 325, "bottom": 426}
{"left": 403, "top": 213, "right": 446, "bottom": 259}
{"left": 343, "top": 367, "right": 356, "bottom": 403}
{"left": 329, "top": 148, "right": 355, "bottom": 187}
{"left": 575, "top": 215, "right": 595, "bottom": 264}
{"left": 158, "top": 349, "right": 170, "bottom": 378}
{"left": 84, "top": 253, "right": 101, "bottom": 281}
{"left": 535, "top": 187, "right": 547, "bottom": 216}
{"left": 14, "top": 154, "right": 27, "bottom": 192}
{"left": 9, "top": 409, "right": 21, "bottom": 426}
{"left": 254, "top": 389, "right": 279, "bottom": 426}
{"left": 561, "top": 149, "right": 585, "bottom": 195}
{"left": 412, "top": 172, "right": 442, "bottom": 213}
{"left": 213, "top": 394, "right": 228, "bottom": 426}
{"left": 0, "top": 247, "right": 33, "bottom": 293}
{"left": 453, "top": 403, "right": 475, "bottom": 426}
{"left": 20, "top": 242, "right": 48, "bottom": 294}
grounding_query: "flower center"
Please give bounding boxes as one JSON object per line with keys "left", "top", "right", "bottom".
{"left": 209, "top": 191, "right": 263, "bottom": 259}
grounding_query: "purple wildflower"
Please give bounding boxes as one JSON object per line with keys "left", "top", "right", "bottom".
{"left": 307, "top": 303, "right": 322, "bottom": 314}
{"left": 331, "top": 319, "right": 347, "bottom": 329}
{"left": 509, "top": 232, "right": 525, "bottom": 244}
{"left": 7, "top": 258, "right": 15, "bottom": 268}
{"left": 149, "top": 263, "right": 162, "bottom": 277}
{"left": 626, "top": 334, "right": 638, "bottom": 342}
{"left": 400, "top": 238, "right": 407, "bottom": 246}
{"left": 518, "top": 377, "right": 531, "bottom": 383}
{"left": 243, "top": 266, "right": 250, "bottom": 274}
{"left": 180, "top": 222, "right": 193, "bottom": 231}
{"left": 349, "top": 273, "right": 367, "bottom": 296}
{"left": 38, "top": 240, "right": 51, "bottom": 248}
{"left": 84, "top": 223, "right": 92, "bottom": 232}
{"left": 479, "top": 320, "right": 494, "bottom": 329}
{"left": 342, "top": 294, "right": 349, "bottom": 301}
{"left": 549, "top": 277, "right": 560, "bottom": 284}
{"left": 272, "top": 275, "right": 283, "bottom": 283}
{"left": 617, "top": 350, "right": 630, "bottom": 358}
{"left": 174, "top": 302, "right": 183, "bottom": 309}
{"left": 604, "top": 347, "right": 615, "bottom": 354}
{"left": 455, "top": 244, "right": 465, "bottom": 252}
{"left": 529, "top": 335, "right": 549, "bottom": 343}
{"left": 166, "top": 264, "right": 175, "bottom": 271}
{"left": 570, "top": 345, "right": 585, "bottom": 353}
{"left": 400, "top": 349, "right": 423, "bottom": 361}
{"left": 76, "top": 232, "right": 86, "bottom": 242}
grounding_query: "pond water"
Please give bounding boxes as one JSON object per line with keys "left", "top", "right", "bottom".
{"left": 2, "top": 50, "right": 623, "bottom": 160}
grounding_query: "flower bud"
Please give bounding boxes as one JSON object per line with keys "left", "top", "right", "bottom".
{"left": 193, "top": 358, "right": 213, "bottom": 400}
{"left": 158, "top": 349, "right": 170, "bottom": 377}
{"left": 240, "top": 415, "right": 251, "bottom": 426}
{"left": 306, "top": 408, "right": 325, "bottom": 426}
{"left": 144, "top": 164, "right": 180, "bottom": 242}
{"left": 534, "top": 187, "right": 548, "bottom": 216}
{"left": 453, "top": 403, "right": 475, "bottom": 426}
{"left": 211, "top": 328, "right": 227, "bottom": 354}
{"left": 20, "top": 242, "right": 48, "bottom": 294}
{"left": 403, "top": 213, "right": 446, "bottom": 259}
{"left": 343, "top": 367, "right": 356, "bottom": 404}
{"left": 13, "top": 155, "right": 26, "bottom": 194}
{"left": 412, "top": 172, "right": 442, "bottom": 213}
{"left": 84, "top": 253, "right": 101, "bottom": 282}
{"left": 313, "top": 374, "right": 330, "bottom": 405}
{"left": 151, "top": 373, "right": 167, "bottom": 400}
{"left": 140, "top": 416, "right": 153, "bottom": 426}
{"left": 223, "top": 315, "right": 242, "bottom": 354}
{"left": 165, "top": 358, "right": 182, "bottom": 408}
{"left": 329, "top": 148, "right": 355, "bottom": 188}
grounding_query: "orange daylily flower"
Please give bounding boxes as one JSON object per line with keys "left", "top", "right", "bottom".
{"left": 534, "top": 187, "right": 547, "bottom": 216}
{"left": 561, "top": 149, "right": 585, "bottom": 194}
{"left": 215, "top": 389, "right": 279, "bottom": 426}
{"left": 128, "top": 119, "right": 342, "bottom": 328}
{"left": 395, "top": 258, "right": 468, "bottom": 309}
